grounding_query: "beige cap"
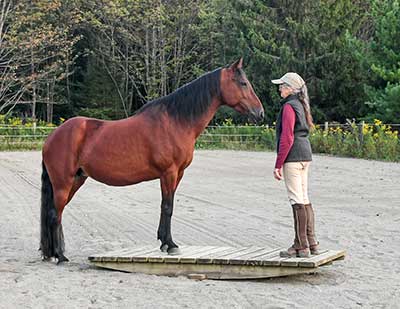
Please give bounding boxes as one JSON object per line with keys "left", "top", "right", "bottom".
{"left": 271, "top": 72, "right": 305, "bottom": 90}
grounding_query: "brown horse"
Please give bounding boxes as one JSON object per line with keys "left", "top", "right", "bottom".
{"left": 40, "top": 58, "right": 264, "bottom": 262}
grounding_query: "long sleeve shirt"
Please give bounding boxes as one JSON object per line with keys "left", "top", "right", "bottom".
{"left": 275, "top": 104, "right": 296, "bottom": 169}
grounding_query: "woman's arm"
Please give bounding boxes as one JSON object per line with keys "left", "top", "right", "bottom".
{"left": 275, "top": 104, "right": 295, "bottom": 169}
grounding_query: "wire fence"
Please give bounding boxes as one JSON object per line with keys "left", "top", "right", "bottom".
{"left": 0, "top": 123, "right": 399, "bottom": 153}
{"left": 0, "top": 125, "right": 56, "bottom": 151}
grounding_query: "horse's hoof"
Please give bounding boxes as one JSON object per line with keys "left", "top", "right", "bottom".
{"left": 168, "top": 247, "right": 181, "bottom": 256}
{"left": 57, "top": 255, "right": 69, "bottom": 264}
{"left": 160, "top": 244, "right": 168, "bottom": 252}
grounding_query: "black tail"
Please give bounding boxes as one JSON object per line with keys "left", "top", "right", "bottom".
{"left": 40, "top": 161, "right": 67, "bottom": 262}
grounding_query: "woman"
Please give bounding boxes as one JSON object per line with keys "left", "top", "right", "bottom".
{"left": 271, "top": 72, "right": 319, "bottom": 258}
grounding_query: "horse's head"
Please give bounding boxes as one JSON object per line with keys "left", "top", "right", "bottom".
{"left": 220, "top": 58, "right": 264, "bottom": 123}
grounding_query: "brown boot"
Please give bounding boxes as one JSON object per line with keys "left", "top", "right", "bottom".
{"left": 280, "top": 204, "right": 310, "bottom": 258}
{"left": 305, "top": 203, "right": 319, "bottom": 255}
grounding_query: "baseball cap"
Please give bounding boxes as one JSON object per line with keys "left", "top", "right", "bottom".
{"left": 271, "top": 72, "right": 305, "bottom": 90}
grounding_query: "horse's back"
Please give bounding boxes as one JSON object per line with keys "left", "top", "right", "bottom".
{"left": 44, "top": 116, "right": 100, "bottom": 150}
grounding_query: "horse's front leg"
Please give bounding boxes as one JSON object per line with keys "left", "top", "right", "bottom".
{"left": 158, "top": 192, "right": 180, "bottom": 254}
{"left": 157, "top": 171, "right": 182, "bottom": 255}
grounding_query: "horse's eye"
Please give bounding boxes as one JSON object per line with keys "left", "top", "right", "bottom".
{"left": 240, "top": 81, "right": 247, "bottom": 87}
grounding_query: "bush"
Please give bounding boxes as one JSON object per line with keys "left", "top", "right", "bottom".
{"left": 0, "top": 116, "right": 57, "bottom": 151}
{"left": 1, "top": 115, "right": 398, "bottom": 162}
{"left": 309, "top": 120, "right": 399, "bottom": 161}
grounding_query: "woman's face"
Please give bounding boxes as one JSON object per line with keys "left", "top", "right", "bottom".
{"left": 279, "top": 84, "right": 293, "bottom": 99}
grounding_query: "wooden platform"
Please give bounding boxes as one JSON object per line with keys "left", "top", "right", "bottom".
{"left": 88, "top": 246, "right": 345, "bottom": 279}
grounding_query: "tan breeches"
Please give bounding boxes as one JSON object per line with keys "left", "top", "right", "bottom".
{"left": 283, "top": 162, "right": 311, "bottom": 205}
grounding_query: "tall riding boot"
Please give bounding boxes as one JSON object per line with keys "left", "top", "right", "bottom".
{"left": 305, "top": 203, "right": 320, "bottom": 255}
{"left": 280, "top": 204, "right": 310, "bottom": 258}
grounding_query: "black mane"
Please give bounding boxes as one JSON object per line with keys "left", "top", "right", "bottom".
{"left": 137, "top": 68, "right": 222, "bottom": 122}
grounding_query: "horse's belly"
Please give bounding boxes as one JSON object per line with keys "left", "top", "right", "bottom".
{"left": 87, "top": 167, "right": 159, "bottom": 186}
{"left": 82, "top": 155, "right": 160, "bottom": 186}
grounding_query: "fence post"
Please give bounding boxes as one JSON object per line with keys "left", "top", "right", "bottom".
{"left": 359, "top": 121, "right": 365, "bottom": 145}
{"left": 324, "top": 121, "right": 329, "bottom": 133}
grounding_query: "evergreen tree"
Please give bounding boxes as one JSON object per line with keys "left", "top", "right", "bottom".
{"left": 365, "top": 0, "right": 400, "bottom": 123}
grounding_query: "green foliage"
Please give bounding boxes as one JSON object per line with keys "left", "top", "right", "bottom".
{"left": 364, "top": 0, "right": 400, "bottom": 123}
{"left": 195, "top": 120, "right": 399, "bottom": 162}
{"left": 196, "top": 121, "right": 276, "bottom": 151}
{"left": 0, "top": 115, "right": 56, "bottom": 151}
{"left": 1, "top": 113, "right": 398, "bottom": 162}
{"left": 78, "top": 107, "right": 119, "bottom": 120}
{"left": 310, "top": 120, "right": 400, "bottom": 161}
{"left": 1, "top": 0, "right": 82, "bottom": 123}
{"left": 195, "top": 0, "right": 370, "bottom": 123}
{"left": 0, "top": 0, "right": 399, "bottom": 126}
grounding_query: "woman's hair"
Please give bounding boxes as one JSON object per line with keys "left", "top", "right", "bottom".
{"left": 290, "top": 84, "right": 314, "bottom": 128}
{"left": 297, "top": 84, "right": 314, "bottom": 128}
{"left": 274, "top": 72, "right": 314, "bottom": 128}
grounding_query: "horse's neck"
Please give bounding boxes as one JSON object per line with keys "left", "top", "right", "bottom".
{"left": 190, "top": 97, "right": 221, "bottom": 139}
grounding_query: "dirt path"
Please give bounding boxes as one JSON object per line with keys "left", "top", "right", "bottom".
{"left": 0, "top": 150, "right": 399, "bottom": 308}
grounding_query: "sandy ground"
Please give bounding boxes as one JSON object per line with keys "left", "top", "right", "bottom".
{"left": 0, "top": 150, "right": 399, "bottom": 309}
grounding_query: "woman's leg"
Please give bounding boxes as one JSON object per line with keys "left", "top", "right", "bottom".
{"left": 283, "top": 162, "right": 304, "bottom": 205}
{"left": 301, "top": 162, "right": 319, "bottom": 254}
{"left": 280, "top": 162, "right": 310, "bottom": 257}
{"left": 300, "top": 162, "right": 310, "bottom": 205}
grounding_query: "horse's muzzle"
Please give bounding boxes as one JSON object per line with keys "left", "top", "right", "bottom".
{"left": 249, "top": 108, "right": 264, "bottom": 124}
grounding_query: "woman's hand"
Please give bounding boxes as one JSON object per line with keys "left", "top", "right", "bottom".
{"left": 274, "top": 168, "right": 283, "bottom": 181}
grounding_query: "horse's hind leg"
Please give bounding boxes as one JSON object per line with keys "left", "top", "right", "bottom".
{"left": 67, "top": 174, "right": 88, "bottom": 204}
{"left": 52, "top": 186, "right": 73, "bottom": 263}
{"left": 41, "top": 162, "right": 73, "bottom": 263}
{"left": 52, "top": 174, "right": 87, "bottom": 263}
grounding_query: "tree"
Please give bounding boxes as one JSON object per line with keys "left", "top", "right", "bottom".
{"left": 196, "top": 0, "right": 371, "bottom": 123}
{"left": 365, "top": 0, "right": 400, "bottom": 122}
{"left": 76, "top": 0, "right": 205, "bottom": 119}
{"left": 0, "top": 0, "right": 24, "bottom": 115}
{"left": 5, "top": 0, "right": 80, "bottom": 122}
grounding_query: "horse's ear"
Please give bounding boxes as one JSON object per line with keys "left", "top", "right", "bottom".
{"left": 230, "top": 57, "right": 243, "bottom": 71}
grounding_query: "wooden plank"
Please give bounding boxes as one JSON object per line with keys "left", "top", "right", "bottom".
{"left": 89, "top": 247, "right": 149, "bottom": 262}
{"left": 202, "top": 246, "right": 245, "bottom": 258}
{"left": 228, "top": 247, "right": 273, "bottom": 265}
{"left": 211, "top": 247, "right": 259, "bottom": 265}
{"left": 140, "top": 246, "right": 195, "bottom": 263}
{"left": 243, "top": 247, "right": 280, "bottom": 260}
{"left": 146, "top": 256, "right": 165, "bottom": 263}
{"left": 180, "top": 246, "right": 233, "bottom": 264}
{"left": 271, "top": 250, "right": 330, "bottom": 267}
{"left": 229, "top": 247, "right": 279, "bottom": 266}
{"left": 183, "top": 247, "right": 234, "bottom": 265}
{"left": 195, "top": 246, "right": 241, "bottom": 262}
{"left": 279, "top": 258, "right": 301, "bottom": 267}
{"left": 240, "top": 248, "right": 281, "bottom": 266}
{"left": 173, "top": 246, "right": 208, "bottom": 257}
{"left": 263, "top": 254, "right": 286, "bottom": 266}
{"left": 127, "top": 246, "right": 162, "bottom": 257}
{"left": 100, "top": 247, "right": 153, "bottom": 262}
{"left": 117, "top": 246, "right": 162, "bottom": 263}
{"left": 91, "top": 260, "right": 318, "bottom": 279}
{"left": 285, "top": 249, "right": 330, "bottom": 267}
{"left": 298, "top": 250, "right": 346, "bottom": 268}
{"left": 146, "top": 246, "right": 204, "bottom": 263}
{"left": 131, "top": 248, "right": 165, "bottom": 263}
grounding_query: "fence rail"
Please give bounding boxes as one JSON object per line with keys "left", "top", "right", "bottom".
{"left": 0, "top": 124, "right": 399, "bottom": 161}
